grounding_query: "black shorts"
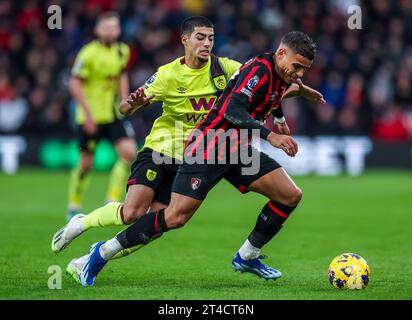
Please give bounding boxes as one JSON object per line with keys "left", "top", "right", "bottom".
{"left": 78, "top": 119, "right": 135, "bottom": 153}
{"left": 127, "top": 149, "right": 180, "bottom": 205}
{"left": 171, "top": 146, "right": 282, "bottom": 200}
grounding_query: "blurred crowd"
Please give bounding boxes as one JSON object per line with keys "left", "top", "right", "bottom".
{"left": 1, "top": 0, "right": 412, "bottom": 142}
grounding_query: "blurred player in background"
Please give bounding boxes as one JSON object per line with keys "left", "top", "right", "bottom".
{"left": 67, "top": 11, "right": 136, "bottom": 221}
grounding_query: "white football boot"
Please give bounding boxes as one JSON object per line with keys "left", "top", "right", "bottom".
{"left": 51, "top": 214, "right": 85, "bottom": 252}
{"left": 66, "top": 254, "right": 89, "bottom": 284}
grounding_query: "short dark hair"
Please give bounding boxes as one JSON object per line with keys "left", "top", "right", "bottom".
{"left": 96, "top": 11, "right": 120, "bottom": 24}
{"left": 181, "top": 16, "right": 214, "bottom": 35}
{"left": 281, "top": 31, "right": 317, "bottom": 61}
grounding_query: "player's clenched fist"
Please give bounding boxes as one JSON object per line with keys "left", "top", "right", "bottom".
{"left": 267, "top": 132, "right": 298, "bottom": 157}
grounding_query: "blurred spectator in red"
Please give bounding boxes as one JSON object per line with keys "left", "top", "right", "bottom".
{"left": 17, "top": 0, "right": 44, "bottom": 31}
{"left": 371, "top": 105, "right": 410, "bottom": 142}
{"left": 0, "top": 72, "right": 12, "bottom": 101}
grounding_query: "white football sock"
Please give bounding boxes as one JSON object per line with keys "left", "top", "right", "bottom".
{"left": 238, "top": 239, "right": 260, "bottom": 260}
{"left": 99, "top": 238, "right": 123, "bottom": 260}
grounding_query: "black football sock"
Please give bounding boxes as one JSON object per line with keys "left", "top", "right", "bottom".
{"left": 248, "top": 201, "right": 297, "bottom": 249}
{"left": 116, "top": 209, "right": 169, "bottom": 248}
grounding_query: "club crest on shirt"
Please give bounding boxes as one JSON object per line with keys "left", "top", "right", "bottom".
{"left": 190, "top": 178, "right": 201, "bottom": 191}
{"left": 213, "top": 75, "right": 227, "bottom": 90}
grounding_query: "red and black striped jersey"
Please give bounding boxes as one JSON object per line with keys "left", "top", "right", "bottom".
{"left": 185, "top": 51, "right": 290, "bottom": 159}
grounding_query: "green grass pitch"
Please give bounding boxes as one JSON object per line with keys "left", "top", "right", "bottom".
{"left": 0, "top": 169, "right": 411, "bottom": 300}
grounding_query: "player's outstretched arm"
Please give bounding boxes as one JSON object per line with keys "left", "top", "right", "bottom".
{"left": 283, "top": 79, "right": 326, "bottom": 104}
{"left": 119, "top": 88, "right": 155, "bottom": 116}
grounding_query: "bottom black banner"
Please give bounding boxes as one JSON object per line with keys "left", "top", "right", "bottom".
{"left": 1, "top": 300, "right": 410, "bottom": 318}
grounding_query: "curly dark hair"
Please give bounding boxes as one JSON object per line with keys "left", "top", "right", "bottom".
{"left": 281, "top": 31, "right": 317, "bottom": 61}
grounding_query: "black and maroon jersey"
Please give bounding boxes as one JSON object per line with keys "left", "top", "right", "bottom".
{"left": 185, "top": 51, "right": 290, "bottom": 160}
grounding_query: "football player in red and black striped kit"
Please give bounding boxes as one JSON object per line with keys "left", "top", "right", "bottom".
{"left": 82, "top": 31, "right": 322, "bottom": 282}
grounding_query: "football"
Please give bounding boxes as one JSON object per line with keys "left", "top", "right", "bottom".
{"left": 328, "top": 253, "right": 371, "bottom": 290}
